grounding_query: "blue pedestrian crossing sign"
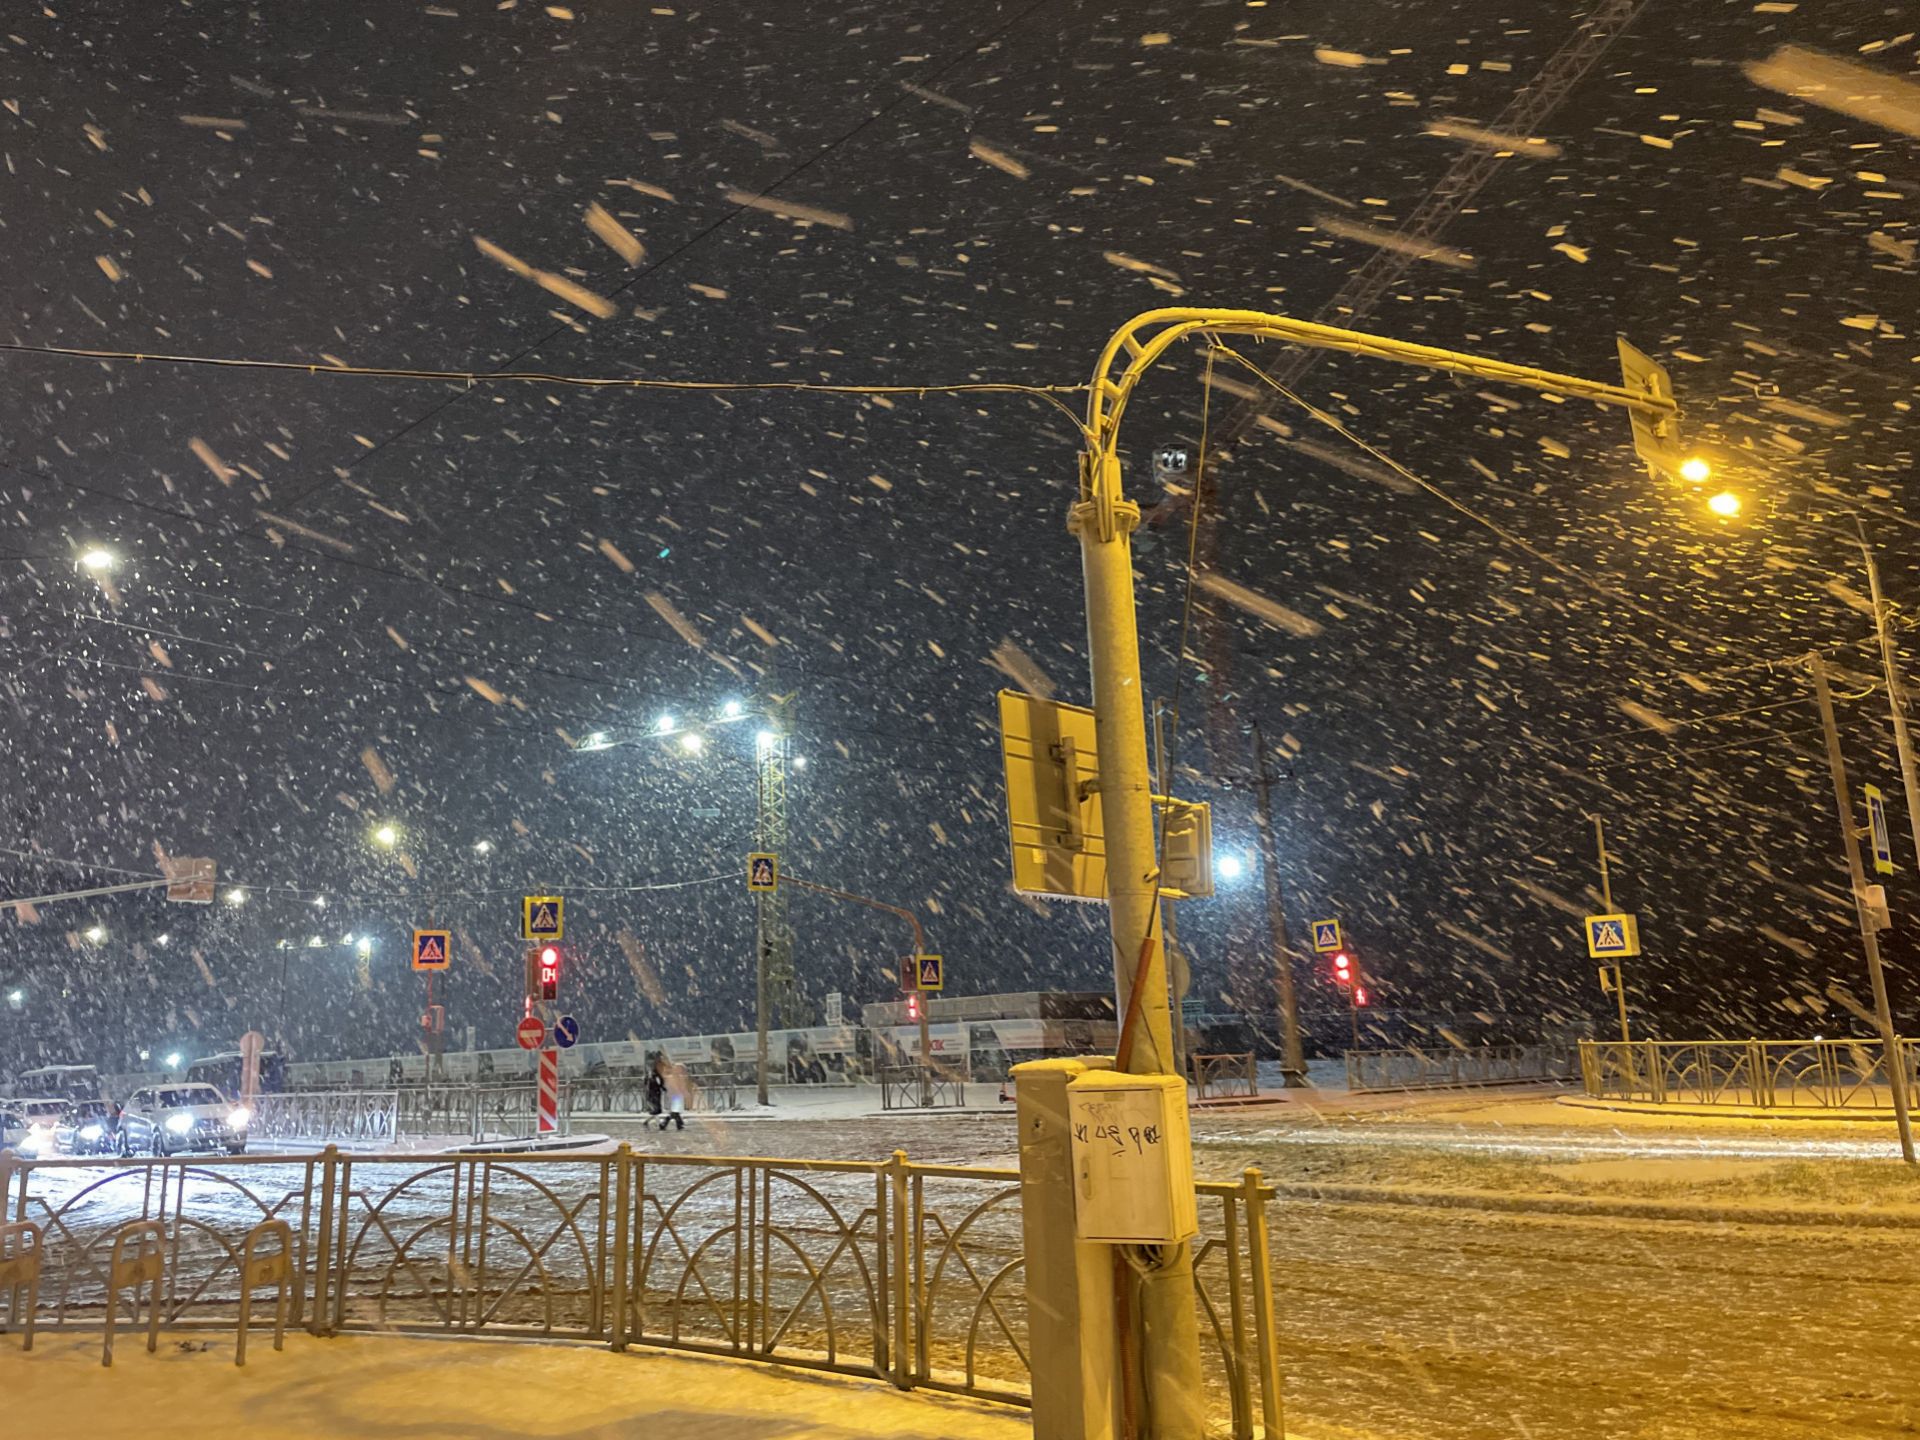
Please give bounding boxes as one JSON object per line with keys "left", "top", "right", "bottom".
{"left": 1866, "top": 784, "right": 1895, "bottom": 876}
{"left": 1310, "top": 919, "right": 1342, "bottom": 953}
{"left": 914, "top": 954, "right": 944, "bottom": 992}
{"left": 411, "top": 929, "right": 451, "bottom": 972}
{"left": 522, "top": 896, "right": 564, "bottom": 940}
{"left": 553, "top": 1015, "right": 580, "bottom": 1049}
{"left": 747, "top": 853, "right": 778, "bottom": 892}
{"left": 1584, "top": 913, "right": 1641, "bottom": 959}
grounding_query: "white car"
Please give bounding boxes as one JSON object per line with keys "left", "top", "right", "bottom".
{"left": 1, "top": 1097, "right": 68, "bottom": 1157}
{"left": 119, "top": 1084, "right": 250, "bottom": 1156}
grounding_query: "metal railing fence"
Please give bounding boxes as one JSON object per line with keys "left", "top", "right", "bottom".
{"left": 1578, "top": 1037, "right": 1920, "bottom": 1110}
{"left": 877, "top": 1067, "right": 967, "bottom": 1110}
{"left": 1192, "top": 1052, "right": 1259, "bottom": 1101}
{"left": 249, "top": 1091, "right": 399, "bottom": 1144}
{"left": 1346, "top": 1043, "right": 1575, "bottom": 1093}
{"left": 0, "top": 1146, "right": 1282, "bottom": 1435}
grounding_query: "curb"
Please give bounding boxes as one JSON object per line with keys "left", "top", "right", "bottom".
{"left": 1556, "top": 1094, "right": 1901, "bottom": 1123}
{"left": 1270, "top": 1179, "right": 1920, "bottom": 1229}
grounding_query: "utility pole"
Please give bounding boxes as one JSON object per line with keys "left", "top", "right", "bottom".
{"left": 754, "top": 695, "right": 798, "bottom": 1107}
{"left": 1809, "top": 652, "right": 1916, "bottom": 1166}
{"left": 1589, "top": 815, "right": 1632, "bottom": 1046}
{"left": 1152, "top": 699, "right": 1191, "bottom": 1088}
{"left": 1073, "top": 450, "right": 1207, "bottom": 1439}
{"left": 1858, "top": 523, "right": 1920, "bottom": 878}
{"left": 1250, "top": 724, "right": 1305, "bottom": 1085}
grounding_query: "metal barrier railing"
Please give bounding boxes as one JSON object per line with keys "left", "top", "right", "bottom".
{"left": 249, "top": 1091, "right": 399, "bottom": 1144}
{"left": 1192, "top": 1052, "right": 1259, "bottom": 1101}
{"left": 1347, "top": 1043, "right": 1575, "bottom": 1093}
{"left": 388, "top": 1084, "right": 576, "bottom": 1142}
{"left": 568, "top": 1072, "right": 741, "bottom": 1116}
{"left": 0, "top": 1146, "right": 1281, "bottom": 1435}
{"left": 878, "top": 1067, "right": 967, "bottom": 1110}
{"left": 1577, "top": 1037, "right": 1920, "bottom": 1109}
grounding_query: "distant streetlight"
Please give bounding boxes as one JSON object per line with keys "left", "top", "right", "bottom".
{"left": 581, "top": 731, "right": 611, "bottom": 752}
{"left": 156, "top": 933, "right": 170, "bottom": 947}
{"left": 374, "top": 824, "right": 399, "bottom": 847}
{"left": 85, "top": 924, "right": 106, "bottom": 942}
{"left": 6, "top": 988, "right": 22, "bottom": 1007}
{"left": 654, "top": 713, "right": 677, "bottom": 735}
{"left": 312, "top": 895, "right": 328, "bottom": 909}
{"left": 722, "top": 699, "right": 745, "bottom": 719}
{"left": 164, "top": 1051, "right": 182, "bottom": 1068}
{"left": 1217, "top": 853, "right": 1245, "bottom": 882}
{"left": 756, "top": 729, "right": 777, "bottom": 752}
{"left": 473, "top": 839, "right": 493, "bottom": 854}
{"left": 78, "top": 547, "right": 116, "bottom": 572}
{"left": 356, "top": 936, "right": 373, "bottom": 956}
{"left": 225, "top": 887, "right": 247, "bottom": 905}
{"left": 791, "top": 755, "right": 807, "bottom": 770}
{"left": 1679, "top": 457, "right": 1712, "bottom": 484}
{"left": 679, "top": 731, "right": 705, "bottom": 754}
{"left": 1707, "top": 490, "right": 1741, "bottom": 518}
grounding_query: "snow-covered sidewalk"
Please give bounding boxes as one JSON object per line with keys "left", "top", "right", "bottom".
{"left": 5, "top": 1331, "right": 1033, "bottom": 1440}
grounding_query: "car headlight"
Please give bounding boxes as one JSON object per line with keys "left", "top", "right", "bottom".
{"left": 165, "top": 1112, "right": 195, "bottom": 1134}
{"left": 228, "top": 1106, "right": 250, "bottom": 1128}
{"left": 79, "top": 1123, "right": 104, "bottom": 1141}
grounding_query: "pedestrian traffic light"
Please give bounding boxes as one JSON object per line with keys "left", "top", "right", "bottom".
{"left": 1354, "top": 985, "right": 1370, "bottom": 1007}
{"left": 1332, "top": 951, "right": 1352, "bottom": 987}
{"left": 538, "top": 945, "right": 561, "bottom": 1000}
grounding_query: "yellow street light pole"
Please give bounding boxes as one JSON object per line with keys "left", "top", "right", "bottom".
{"left": 1068, "top": 308, "right": 1686, "bottom": 1438}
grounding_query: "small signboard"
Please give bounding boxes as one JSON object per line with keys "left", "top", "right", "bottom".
{"left": 1585, "top": 913, "right": 1641, "bottom": 959}
{"left": 1866, "top": 784, "right": 1895, "bottom": 876}
{"left": 553, "top": 1015, "right": 580, "bottom": 1049}
{"left": 915, "top": 954, "right": 944, "bottom": 992}
{"left": 164, "top": 857, "right": 218, "bottom": 905}
{"left": 747, "top": 853, "right": 778, "bottom": 892}
{"left": 1310, "top": 919, "right": 1342, "bottom": 953}
{"left": 516, "top": 1015, "right": 546, "bottom": 1050}
{"left": 411, "top": 929, "right": 452, "bottom": 972}
{"left": 523, "top": 895, "right": 564, "bottom": 940}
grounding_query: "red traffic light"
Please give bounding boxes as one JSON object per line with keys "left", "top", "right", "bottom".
{"left": 1354, "top": 986, "right": 1370, "bottom": 1007}
{"left": 1332, "top": 951, "right": 1352, "bottom": 985}
{"left": 906, "top": 991, "right": 921, "bottom": 1021}
{"left": 538, "top": 945, "right": 561, "bottom": 1000}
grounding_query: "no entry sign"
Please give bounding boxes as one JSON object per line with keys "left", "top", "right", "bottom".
{"left": 516, "top": 1015, "right": 546, "bottom": 1050}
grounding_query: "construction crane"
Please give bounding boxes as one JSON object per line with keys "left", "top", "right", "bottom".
{"left": 1160, "top": 0, "right": 1655, "bottom": 1061}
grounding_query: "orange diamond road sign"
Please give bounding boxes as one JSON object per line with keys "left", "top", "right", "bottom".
{"left": 411, "top": 929, "right": 452, "bottom": 972}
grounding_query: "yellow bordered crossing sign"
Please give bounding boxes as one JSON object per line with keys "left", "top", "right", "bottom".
{"left": 747, "top": 853, "right": 778, "bottom": 892}
{"left": 1310, "top": 919, "right": 1342, "bottom": 953}
{"left": 1584, "top": 913, "right": 1640, "bottom": 959}
{"left": 523, "top": 895, "right": 564, "bottom": 941}
{"left": 411, "top": 929, "right": 451, "bottom": 972}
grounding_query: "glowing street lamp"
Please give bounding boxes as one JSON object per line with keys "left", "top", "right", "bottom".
{"left": 1707, "top": 490, "right": 1741, "bottom": 518}
{"left": 374, "top": 824, "right": 399, "bottom": 847}
{"left": 1217, "top": 853, "right": 1245, "bottom": 882}
{"left": 1679, "top": 457, "right": 1712, "bottom": 484}
{"left": 78, "top": 548, "right": 116, "bottom": 572}
{"left": 679, "top": 731, "right": 705, "bottom": 754}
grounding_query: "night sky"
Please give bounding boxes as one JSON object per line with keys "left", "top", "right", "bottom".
{"left": 1, "top": 0, "right": 1917, "bottom": 1071}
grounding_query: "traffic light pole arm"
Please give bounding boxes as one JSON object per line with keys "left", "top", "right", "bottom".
{"left": 1079, "top": 308, "right": 1678, "bottom": 521}
{"left": 780, "top": 873, "right": 928, "bottom": 955}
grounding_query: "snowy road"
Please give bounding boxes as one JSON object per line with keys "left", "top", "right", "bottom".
{"left": 15, "top": 1105, "right": 1918, "bottom": 1438}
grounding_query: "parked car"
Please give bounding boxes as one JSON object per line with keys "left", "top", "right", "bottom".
{"left": 118, "top": 1084, "right": 249, "bottom": 1156}
{"left": 54, "top": 1099, "right": 120, "bottom": 1157}
{"left": 1, "top": 1097, "right": 68, "bottom": 1157}
{"left": 0, "top": 1107, "right": 25, "bottom": 1153}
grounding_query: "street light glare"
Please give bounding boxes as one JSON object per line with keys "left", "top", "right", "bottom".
{"left": 654, "top": 713, "right": 676, "bottom": 734}
{"left": 79, "top": 547, "right": 116, "bottom": 571}
{"left": 792, "top": 755, "right": 808, "bottom": 770}
{"left": 164, "top": 1052, "right": 182, "bottom": 1068}
{"left": 473, "top": 839, "right": 493, "bottom": 854}
{"left": 1708, "top": 490, "right": 1742, "bottom": 518}
{"left": 225, "top": 887, "right": 247, "bottom": 905}
{"left": 375, "top": 824, "right": 399, "bottom": 847}
{"left": 1217, "top": 854, "right": 1244, "bottom": 881}
{"left": 679, "top": 731, "right": 705, "bottom": 753}
{"left": 722, "top": 699, "right": 744, "bottom": 719}
{"left": 1679, "top": 457, "right": 1712, "bottom": 484}
{"left": 85, "top": 924, "right": 106, "bottom": 942}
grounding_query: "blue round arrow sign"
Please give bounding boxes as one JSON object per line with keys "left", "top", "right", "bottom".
{"left": 554, "top": 1015, "right": 580, "bottom": 1048}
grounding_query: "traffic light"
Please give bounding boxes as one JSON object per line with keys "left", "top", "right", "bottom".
{"left": 906, "top": 991, "right": 921, "bottom": 1022}
{"left": 1354, "top": 985, "right": 1370, "bottom": 1008}
{"left": 527, "top": 945, "right": 562, "bottom": 1002}
{"left": 1332, "top": 951, "right": 1353, "bottom": 987}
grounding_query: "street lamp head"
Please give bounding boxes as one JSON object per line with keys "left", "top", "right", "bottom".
{"left": 6, "top": 989, "right": 22, "bottom": 1006}
{"left": 679, "top": 731, "right": 705, "bottom": 754}
{"left": 374, "top": 824, "right": 399, "bottom": 847}
{"left": 164, "top": 1052, "right": 182, "bottom": 1068}
{"left": 791, "top": 755, "right": 807, "bottom": 770}
{"left": 1707, "top": 490, "right": 1742, "bottom": 518}
{"left": 654, "top": 713, "right": 676, "bottom": 735}
{"left": 225, "top": 887, "right": 247, "bottom": 905}
{"left": 721, "top": 699, "right": 744, "bottom": 720}
{"left": 1217, "top": 853, "right": 1245, "bottom": 881}
{"left": 78, "top": 547, "right": 116, "bottom": 572}
{"left": 473, "top": 839, "right": 493, "bottom": 854}
{"left": 1679, "top": 457, "right": 1712, "bottom": 484}
{"left": 356, "top": 936, "right": 373, "bottom": 955}
{"left": 85, "top": 924, "right": 106, "bottom": 942}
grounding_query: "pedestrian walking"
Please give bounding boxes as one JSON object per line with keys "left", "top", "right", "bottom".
{"left": 644, "top": 1058, "right": 666, "bottom": 1127}
{"left": 663, "top": 1059, "right": 690, "bottom": 1131}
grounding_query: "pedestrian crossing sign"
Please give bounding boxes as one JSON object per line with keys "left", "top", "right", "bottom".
{"left": 914, "top": 954, "right": 944, "bottom": 992}
{"left": 411, "top": 929, "right": 451, "bottom": 972}
{"left": 747, "top": 853, "right": 778, "bottom": 892}
{"left": 1584, "top": 913, "right": 1640, "bottom": 959}
{"left": 522, "top": 895, "right": 564, "bottom": 940}
{"left": 1310, "top": 919, "right": 1342, "bottom": 953}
